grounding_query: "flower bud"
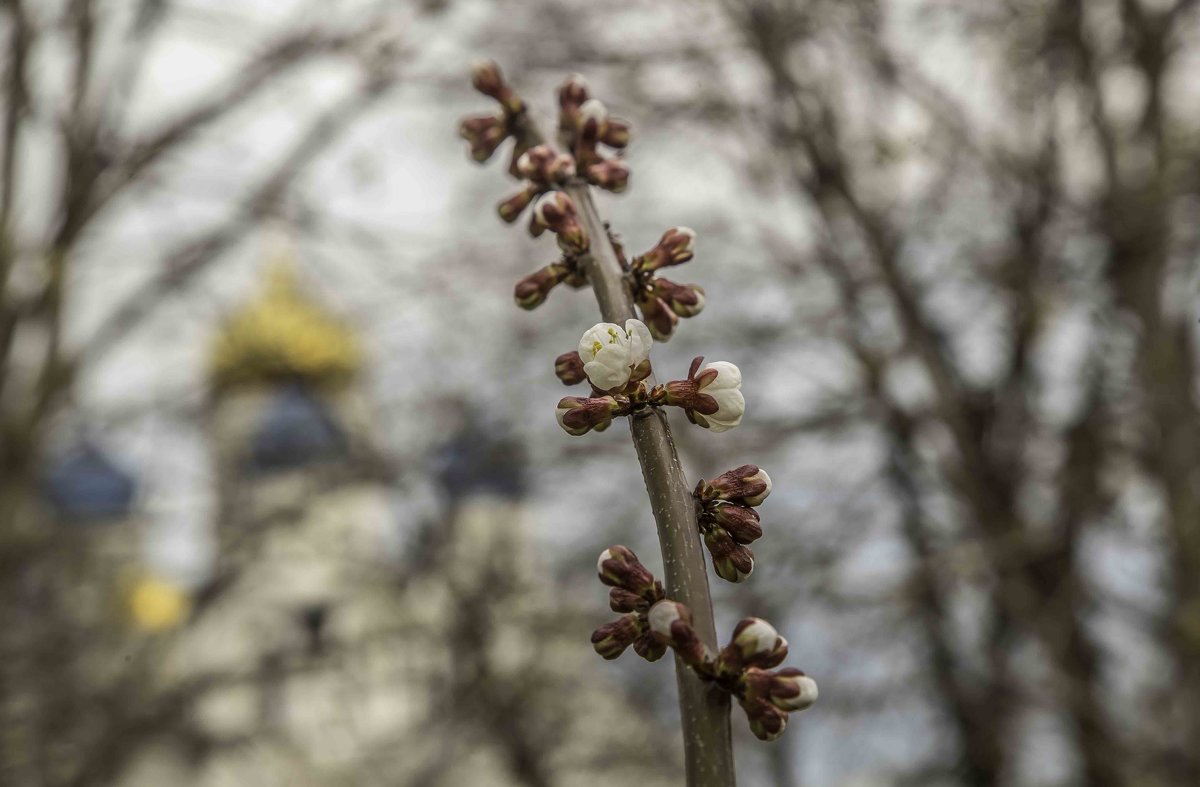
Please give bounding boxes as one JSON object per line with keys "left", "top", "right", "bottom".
{"left": 554, "top": 351, "right": 587, "bottom": 386}
{"left": 585, "top": 159, "right": 630, "bottom": 193}
{"left": 654, "top": 278, "right": 706, "bottom": 318}
{"left": 556, "top": 395, "right": 622, "bottom": 436}
{"left": 703, "top": 528, "right": 755, "bottom": 583}
{"left": 633, "top": 227, "right": 696, "bottom": 273}
{"left": 578, "top": 98, "right": 608, "bottom": 134}
{"left": 497, "top": 183, "right": 541, "bottom": 224}
{"left": 471, "top": 58, "right": 523, "bottom": 115}
{"left": 636, "top": 293, "right": 679, "bottom": 341}
{"left": 647, "top": 600, "right": 711, "bottom": 672}
{"left": 705, "top": 465, "right": 772, "bottom": 507}
{"left": 632, "top": 632, "right": 668, "bottom": 662}
{"left": 516, "top": 145, "right": 576, "bottom": 184}
{"left": 658, "top": 357, "right": 744, "bottom": 432}
{"left": 530, "top": 192, "right": 589, "bottom": 253}
{"left": 596, "top": 545, "right": 658, "bottom": 598}
{"left": 731, "top": 618, "right": 787, "bottom": 668}
{"left": 608, "top": 587, "right": 644, "bottom": 613}
{"left": 513, "top": 263, "right": 568, "bottom": 310}
{"left": 647, "top": 599, "right": 689, "bottom": 640}
{"left": 591, "top": 614, "right": 642, "bottom": 660}
{"left": 558, "top": 73, "right": 590, "bottom": 131}
{"left": 459, "top": 112, "right": 509, "bottom": 162}
{"left": 600, "top": 117, "right": 632, "bottom": 149}
{"left": 768, "top": 668, "right": 818, "bottom": 712}
{"left": 743, "top": 696, "right": 789, "bottom": 742}
{"left": 711, "top": 503, "right": 762, "bottom": 544}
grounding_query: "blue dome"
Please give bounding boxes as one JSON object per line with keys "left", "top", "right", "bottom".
{"left": 248, "top": 384, "right": 345, "bottom": 472}
{"left": 435, "top": 422, "right": 527, "bottom": 502}
{"left": 43, "top": 444, "right": 137, "bottom": 522}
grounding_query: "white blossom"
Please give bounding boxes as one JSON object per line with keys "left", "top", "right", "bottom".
{"left": 700, "top": 361, "right": 744, "bottom": 432}
{"left": 577, "top": 319, "right": 652, "bottom": 392}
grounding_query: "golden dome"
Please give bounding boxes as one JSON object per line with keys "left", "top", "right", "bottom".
{"left": 127, "top": 575, "right": 190, "bottom": 632}
{"left": 210, "top": 263, "right": 361, "bottom": 389}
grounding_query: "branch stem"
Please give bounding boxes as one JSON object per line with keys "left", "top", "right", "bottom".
{"left": 565, "top": 180, "right": 736, "bottom": 787}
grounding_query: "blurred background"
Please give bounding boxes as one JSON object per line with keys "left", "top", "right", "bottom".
{"left": 2, "top": 0, "right": 1199, "bottom": 785}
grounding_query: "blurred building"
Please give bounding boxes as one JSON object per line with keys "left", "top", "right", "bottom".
{"left": 107, "top": 253, "right": 677, "bottom": 786}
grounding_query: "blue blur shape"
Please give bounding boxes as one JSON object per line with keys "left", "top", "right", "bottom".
{"left": 43, "top": 443, "right": 137, "bottom": 522}
{"left": 248, "top": 383, "right": 345, "bottom": 472}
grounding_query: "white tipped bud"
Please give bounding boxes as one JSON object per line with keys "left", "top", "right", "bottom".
{"left": 579, "top": 98, "right": 608, "bottom": 128}
{"left": 771, "top": 669, "right": 819, "bottom": 712}
{"left": 648, "top": 600, "right": 686, "bottom": 639}
{"left": 734, "top": 618, "right": 779, "bottom": 659}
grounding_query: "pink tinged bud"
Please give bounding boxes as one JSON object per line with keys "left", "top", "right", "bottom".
{"left": 497, "top": 184, "right": 541, "bottom": 224}
{"left": 514, "top": 264, "right": 568, "bottom": 310}
{"left": 711, "top": 503, "right": 763, "bottom": 544}
{"left": 596, "top": 546, "right": 658, "bottom": 597}
{"left": 554, "top": 351, "right": 587, "bottom": 386}
{"left": 707, "top": 465, "right": 772, "bottom": 507}
{"left": 732, "top": 618, "right": 787, "bottom": 668}
{"left": 516, "top": 145, "right": 576, "bottom": 184}
{"left": 655, "top": 278, "right": 706, "bottom": 318}
{"left": 556, "top": 395, "right": 620, "bottom": 436}
{"left": 591, "top": 614, "right": 642, "bottom": 660}
{"left": 769, "top": 668, "right": 818, "bottom": 712}
{"left": 600, "top": 117, "right": 632, "bottom": 149}
{"left": 585, "top": 159, "right": 630, "bottom": 193}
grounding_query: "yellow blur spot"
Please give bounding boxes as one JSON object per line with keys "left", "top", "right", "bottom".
{"left": 210, "top": 261, "right": 361, "bottom": 390}
{"left": 128, "top": 576, "right": 190, "bottom": 632}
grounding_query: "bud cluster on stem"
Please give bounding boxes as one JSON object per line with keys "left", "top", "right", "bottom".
{"left": 459, "top": 62, "right": 818, "bottom": 784}
{"left": 643, "top": 599, "right": 818, "bottom": 741}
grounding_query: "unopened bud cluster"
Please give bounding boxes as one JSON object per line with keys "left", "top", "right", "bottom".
{"left": 636, "top": 591, "right": 817, "bottom": 741}
{"left": 694, "top": 465, "right": 771, "bottom": 582}
{"left": 591, "top": 546, "right": 668, "bottom": 662}
{"left": 620, "top": 227, "right": 706, "bottom": 341}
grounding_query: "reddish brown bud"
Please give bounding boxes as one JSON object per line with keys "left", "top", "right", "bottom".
{"left": 768, "top": 668, "right": 818, "bottom": 712}
{"left": 703, "top": 465, "right": 772, "bottom": 507}
{"left": 636, "top": 293, "right": 679, "bottom": 341}
{"left": 600, "top": 117, "right": 632, "bottom": 148}
{"left": 654, "top": 278, "right": 706, "bottom": 318}
{"left": 596, "top": 545, "right": 659, "bottom": 598}
{"left": 647, "top": 600, "right": 713, "bottom": 674}
{"left": 459, "top": 112, "right": 509, "bottom": 163}
{"left": 703, "top": 528, "right": 755, "bottom": 583}
{"left": 556, "top": 395, "right": 623, "bottom": 436}
{"left": 558, "top": 73, "right": 590, "bottom": 134}
{"left": 608, "top": 587, "right": 644, "bottom": 613}
{"left": 530, "top": 192, "right": 589, "bottom": 253}
{"left": 471, "top": 59, "right": 523, "bottom": 115}
{"left": 554, "top": 351, "right": 587, "bottom": 386}
{"left": 497, "top": 183, "right": 542, "bottom": 224}
{"left": 516, "top": 145, "right": 576, "bottom": 185}
{"left": 514, "top": 263, "right": 568, "bottom": 310}
{"left": 591, "top": 614, "right": 642, "bottom": 660}
{"left": 633, "top": 227, "right": 696, "bottom": 273}
{"left": 711, "top": 504, "right": 763, "bottom": 544}
{"left": 585, "top": 159, "right": 631, "bottom": 193}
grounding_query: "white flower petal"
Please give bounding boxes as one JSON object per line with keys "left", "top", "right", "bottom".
{"left": 702, "top": 361, "right": 742, "bottom": 391}
{"left": 624, "top": 319, "right": 653, "bottom": 366}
